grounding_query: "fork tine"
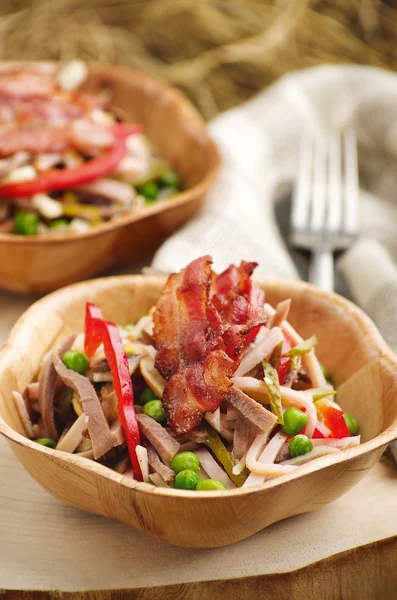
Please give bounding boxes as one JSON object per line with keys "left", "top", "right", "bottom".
{"left": 291, "top": 134, "right": 313, "bottom": 234}
{"left": 310, "top": 132, "right": 327, "bottom": 232}
{"left": 326, "top": 132, "right": 342, "bottom": 232}
{"left": 343, "top": 129, "right": 359, "bottom": 237}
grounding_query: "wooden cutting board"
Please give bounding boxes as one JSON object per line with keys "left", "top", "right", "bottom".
{"left": 0, "top": 284, "right": 396, "bottom": 600}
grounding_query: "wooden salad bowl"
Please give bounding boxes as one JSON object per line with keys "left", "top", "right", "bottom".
{"left": 0, "top": 275, "right": 396, "bottom": 548}
{"left": 0, "top": 63, "right": 220, "bottom": 294}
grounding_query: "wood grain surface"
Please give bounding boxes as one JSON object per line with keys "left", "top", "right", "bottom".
{"left": 0, "top": 275, "right": 397, "bottom": 549}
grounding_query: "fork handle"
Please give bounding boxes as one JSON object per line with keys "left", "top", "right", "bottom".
{"left": 309, "top": 249, "right": 334, "bottom": 292}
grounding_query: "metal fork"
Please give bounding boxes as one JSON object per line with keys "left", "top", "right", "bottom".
{"left": 290, "top": 130, "right": 359, "bottom": 291}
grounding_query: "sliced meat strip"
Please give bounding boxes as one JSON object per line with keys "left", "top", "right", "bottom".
{"left": 147, "top": 445, "right": 175, "bottom": 482}
{"left": 110, "top": 420, "right": 125, "bottom": 447}
{"left": 100, "top": 382, "right": 118, "bottom": 423}
{"left": 225, "top": 386, "right": 277, "bottom": 433}
{"left": 136, "top": 413, "right": 179, "bottom": 465}
{"left": 232, "top": 414, "right": 256, "bottom": 460}
{"left": 53, "top": 348, "right": 114, "bottom": 459}
{"left": 38, "top": 334, "right": 74, "bottom": 439}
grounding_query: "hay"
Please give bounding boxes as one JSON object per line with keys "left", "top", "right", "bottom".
{"left": 0, "top": 0, "right": 396, "bottom": 118}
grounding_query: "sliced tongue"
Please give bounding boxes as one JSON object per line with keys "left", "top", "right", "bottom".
{"left": 53, "top": 346, "right": 114, "bottom": 459}
{"left": 136, "top": 414, "right": 180, "bottom": 465}
{"left": 232, "top": 413, "right": 256, "bottom": 460}
{"left": 147, "top": 445, "right": 175, "bottom": 482}
{"left": 226, "top": 386, "right": 277, "bottom": 433}
{"left": 38, "top": 334, "right": 75, "bottom": 439}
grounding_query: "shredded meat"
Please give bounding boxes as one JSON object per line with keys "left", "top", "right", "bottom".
{"left": 226, "top": 386, "right": 277, "bottom": 433}
{"left": 147, "top": 446, "right": 175, "bottom": 482}
{"left": 233, "top": 414, "right": 256, "bottom": 459}
{"left": 100, "top": 383, "right": 118, "bottom": 423}
{"left": 53, "top": 348, "right": 114, "bottom": 459}
{"left": 136, "top": 414, "right": 180, "bottom": 464}
{"left": 38, "top": 335, "right": 74, "bottom": 439}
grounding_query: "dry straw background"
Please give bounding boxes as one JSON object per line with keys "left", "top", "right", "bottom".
{"left": 0, "top": 0, "right": 396, "bottom": 119}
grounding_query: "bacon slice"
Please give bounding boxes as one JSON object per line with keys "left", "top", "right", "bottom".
{"left": 0, "top": 66, "right": 109, "bottom": 157}
{"left": 154, "top": 256, "right": 234, "bottom": 434}
{"left": 211, "top": 261, "right": 266, "bottom": 358}
{"left": 153, "top": 256, "right": 266, "bottom": 435}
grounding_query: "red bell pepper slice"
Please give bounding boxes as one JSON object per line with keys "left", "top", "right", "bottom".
{"left": 0, "top": 123, "right": 140, "bottom": 198}
{"left": 84, "top": 302, "right": 142, "bottom": 480}
{"left": 316, "top": 403, "right": 350, "bottom": 439}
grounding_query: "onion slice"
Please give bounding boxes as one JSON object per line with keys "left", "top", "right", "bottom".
{"left": 281, "top": 446, "right": 340, "bottom": 466}
{"left": 235, "top": 326, "right": 284, "bottom": 377}
{"left": 136, "top": 445, "right": 150, "bottom": 482}
{"left": 264, "top": 303, "right": 328, "bottom": 388}
{"left": 244, "top": 431, "right": 294, "bottom": 485}
{"left": 56, "top": 413, "right": 86, "bottom": 453}
{"left": 195, "top": 448, "right": 236, "bottom": 489}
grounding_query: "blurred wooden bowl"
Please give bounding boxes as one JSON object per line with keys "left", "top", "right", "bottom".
{"left": 0, "top": 63, "right": 220, "bottom": 294}
{"left": 0, "top": 275, "right": 396, "bottom": 548}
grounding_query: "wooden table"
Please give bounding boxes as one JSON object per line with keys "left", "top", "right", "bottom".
{"left": 0, "top": 286, "right": 396, "bottom": 600}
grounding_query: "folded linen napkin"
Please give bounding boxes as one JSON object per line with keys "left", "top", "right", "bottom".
{"left": 152, "top": 65, "right": 397, "bottom": 355}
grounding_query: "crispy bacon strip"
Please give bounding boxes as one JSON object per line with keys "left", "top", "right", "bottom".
{"left": 0, "top": 66, "right": 108, "bottom": 156}
{"left": 154, "top": 256, "right": 234, "bottom": 434}
{"left": 211, "top": 261, "right": 266, "bottom": 358}
{"left": 153, "top": 256, "right": 266, "bottom": 435}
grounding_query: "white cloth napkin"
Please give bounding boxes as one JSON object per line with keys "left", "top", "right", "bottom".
{"left": 152, "top": 64, "right": 397, "bottom": 352}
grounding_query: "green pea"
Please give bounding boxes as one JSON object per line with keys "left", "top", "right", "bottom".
{"left": 14, "top": 211, "right": 39, "bottom": 235}
{"left": 171, "top": 451, "right": 200, "bottom": 473}
{"left": 49, "top": 219, "right": 69, "bottom": 229}
{"left": 289, "top": 434, "right": 313, "bottom": 458}
{"left": 196, "top": 479, "right": 227, "bottom": 491}
{"left": 174, "top": 469, "right": 200, "bottom": 490}
{"left": 137, "top": 181, "right": 159, "bottom": 203}
{"left": 344, "top": 413, "right": 359, "bottom": 436}
{"left": 158, "top": 168, "right": 180, "bottom": 189}
{"left": 139, "top": 387, "right": 158, "bottom": 405}
{"left": 282, "top": 407, "right": 308, "bottom": 436}
{"left": 143, "top": 399, "right": 166, "bottom": 422}
{"left": 62, "top": 349, "right": 89, "bottom": 375}
{"left": 35, "top": 438, "right": 57, "bottom": 448}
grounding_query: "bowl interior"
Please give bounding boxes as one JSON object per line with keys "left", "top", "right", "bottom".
{"left": 1, "top": 276, "right": 397, "bottom": 449}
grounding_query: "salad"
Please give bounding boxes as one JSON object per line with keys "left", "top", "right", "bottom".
{"left": 15, "top": 256, "right": 360, "bottom": 491}
{"left": 0, "top": 61, "right": 181, "bottom": 236}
